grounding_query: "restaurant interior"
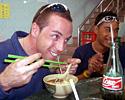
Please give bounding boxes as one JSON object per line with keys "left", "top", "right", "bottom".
{"left": 0, "top": 0, "right": 125, "bottom": 100}
{"left": 0, "top": 0, "right": 125, "bottom": 60}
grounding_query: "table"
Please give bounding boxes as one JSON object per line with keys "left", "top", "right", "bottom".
{"left": 25, "top": 77, "right": 103, "bottom": 100}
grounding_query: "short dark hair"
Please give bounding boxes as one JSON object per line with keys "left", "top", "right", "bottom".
{"left": 94, "top": 11, "right": 118, "bottom": 25}
{"left": 32, "top": 3, "right": 72, "bottom": 30}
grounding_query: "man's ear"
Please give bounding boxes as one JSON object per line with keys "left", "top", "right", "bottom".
{"left": 30, "top": 22, "right": 40, "bottom": 38}
{"left": 93, "top": 26, "right": 98, "bottom": 35}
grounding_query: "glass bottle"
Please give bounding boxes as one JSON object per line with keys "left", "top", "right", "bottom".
{"left": 101, "top": 42, "right": 124, "bottom": 100}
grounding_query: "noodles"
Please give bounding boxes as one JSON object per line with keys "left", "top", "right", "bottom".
{"left": 47, "top": 78, "right": 69, "bottom": 85}
{"left": 57, "top": 56, "right": 63, "bottom": 74}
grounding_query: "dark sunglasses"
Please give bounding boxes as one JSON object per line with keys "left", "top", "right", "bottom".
{"left": 40, "top": 3, "right": 68, "bottom": 14}
{"left": 97, "top": 16, "right": 118, "bottom": 26}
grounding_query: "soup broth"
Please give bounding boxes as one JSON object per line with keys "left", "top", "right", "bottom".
{"left": 47, "top": 78, "right": 69, "bottom": 85}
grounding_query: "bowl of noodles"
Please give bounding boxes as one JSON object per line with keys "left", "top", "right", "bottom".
{"left": 43, "top": 74, "right": 78, "bottom": 99}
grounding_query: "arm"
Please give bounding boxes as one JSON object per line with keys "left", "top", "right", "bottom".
{"left": 72, "top": 46, "right": 90, "bottom": 79}
{"left": 77, "top": 70, "right": 90, "bottom": 80}
{"left": 77, "top": 53, "right": 104, "bottom": 80}
{"left": 0, "top": 85, "right": 9, "bottom": 99}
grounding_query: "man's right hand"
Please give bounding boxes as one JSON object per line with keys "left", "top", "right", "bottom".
{"left": 0, "top": 53, "right": 44, "bottom": 91}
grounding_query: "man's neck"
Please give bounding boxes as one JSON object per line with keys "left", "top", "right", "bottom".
{"left": 19, "top": 35, "right": 37, "bottom": 55}
{"left": 92, "top": 41, "right": 108, "bottom": 54}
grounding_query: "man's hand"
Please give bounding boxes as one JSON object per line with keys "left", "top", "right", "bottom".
{"left": 67, "top": 58, "right": 81, "bottom": 74}
{"left": 88, "top": 53, "right": 104, "bottom": 74}
{"left": 0, "top": 53, "right": 44, "bottom": 91}
{"left": 57, "top": 58, "right": 81, "bottom": 74}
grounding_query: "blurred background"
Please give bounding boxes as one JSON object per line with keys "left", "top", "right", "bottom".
{"left": 0, "top": 0, "right": 125, "bottom": 60}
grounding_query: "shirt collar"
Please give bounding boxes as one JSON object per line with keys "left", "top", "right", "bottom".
{"left": 11, "top": 31, "right": 28, "bottom": 56}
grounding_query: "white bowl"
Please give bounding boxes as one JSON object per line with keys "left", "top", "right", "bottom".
{"left": 43, "top": 74, "right": 78, "bottom": 99}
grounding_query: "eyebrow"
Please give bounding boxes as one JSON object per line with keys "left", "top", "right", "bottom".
{"left": 52, "top": 30, "right": 63, "bottom": 36}
{"left": 52, "top": 30, "right": 72, "bottom": 39}
{"left": 104, "top": 26, "right": 110, "bottom": 29}
{"left": 105, "top": 26, "right": 119, "bottom": 30}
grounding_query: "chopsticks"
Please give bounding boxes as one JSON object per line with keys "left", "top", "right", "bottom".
{"left": 4, "top": 54, "right": 67, "bottom": 68}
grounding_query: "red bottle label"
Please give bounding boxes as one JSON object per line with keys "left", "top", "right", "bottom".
{"left": 102, "top": 75, "right": 123, "bottom": 90}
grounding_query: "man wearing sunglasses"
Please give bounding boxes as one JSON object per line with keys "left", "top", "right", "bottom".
{"left": 0, "top": 3, "right": 81, "bottom": 99}
{"left": 73, "top": 11, "right": 125, "bottom": 80}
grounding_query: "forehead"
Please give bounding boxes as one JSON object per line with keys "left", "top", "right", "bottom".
{"left": 99, "top": 21, "right": 119, "bottom": 28}
{"left": 48, "top": 14, "right": 71, "bottom": 23}
{"left": 47, "top": 14, "right": 72, "bottom": 34}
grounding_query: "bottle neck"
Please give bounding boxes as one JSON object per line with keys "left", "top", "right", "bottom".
{"left": 106, "top": 42, "right": 123, "bottom": 76}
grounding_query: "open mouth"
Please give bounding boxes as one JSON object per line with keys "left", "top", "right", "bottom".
{"left": 104, "top": 40, "right": 112, "bottom": 47}
{"left": 107, "top": 40, "right": 111, "bottom": 44}
{"left": 50, "top": 51, "right": 58, "bottom": 57}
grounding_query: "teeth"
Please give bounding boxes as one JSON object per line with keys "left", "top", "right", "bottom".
{"left": 106, "top": 40, "right": 111, "bottom": 43}
{"left": 107, "top": 41, "right": 110, "bottom": 43}
{"left": 51, "top": 51, "right": 58, "bottom": 57}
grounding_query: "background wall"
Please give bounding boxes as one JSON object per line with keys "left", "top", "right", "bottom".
{"left": 119, "top": 17, "right": 125, "bottom": 37}
{"left": 0, "top": 0, "right": 101, "bottom": 41}
{"left": 0, "top": 0, "right": 47, "bottom": 40}
{"left": 0, "top": 0, "right": 124, "bottom": 42}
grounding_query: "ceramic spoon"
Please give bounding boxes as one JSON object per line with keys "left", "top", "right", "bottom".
{"left": 69, "top": 79, "right": 80, "bottom": 100}
{"left": 57, "top": 64, "right": 72, "bottom": 79}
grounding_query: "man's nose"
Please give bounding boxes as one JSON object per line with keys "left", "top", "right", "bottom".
{"left": 56, "top": 41, "right": 65, "bottom": 52}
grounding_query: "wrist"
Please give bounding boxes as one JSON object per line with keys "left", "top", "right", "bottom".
{"left": 82, "top": 70, "right": 90, "bottom": 78}
{"left": 0, "top": 74, "right": 11, "bottom": 91}
{"left": 88, "top": 63, "right": 95, "bottom": 74}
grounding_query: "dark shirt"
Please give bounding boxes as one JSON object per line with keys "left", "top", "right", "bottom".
{"left": 0, "top": 31, "right": 51, "bottom": 100}
{"left": 73, "top": 43, "right": 125, "bottom": 77}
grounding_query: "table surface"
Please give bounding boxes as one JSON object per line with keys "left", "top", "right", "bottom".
{"left": 25, "top": 77, "right": 124, "bottom": 100}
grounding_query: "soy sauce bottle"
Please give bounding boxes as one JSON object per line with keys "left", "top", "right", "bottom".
{"left": 101, "top": 42, "right": 124, "bottom": 100}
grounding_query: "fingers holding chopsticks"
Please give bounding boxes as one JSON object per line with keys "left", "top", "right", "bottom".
{"left": 67, "top": 58, "right": 81, "bottom": 71}
{"left": 17, "top": 53, "right": 45, "bottom": 73}
{"left": 0, "top": 53, "right": 44, "bottom": 91}
{"left": 59, "top": 58, "right": 81, "bottom": 74}
{"left": 67, "top": 58, "right": 81, "bottom": 65}
{"left": 18, "top": 53, "right": 43, "bottom": 66}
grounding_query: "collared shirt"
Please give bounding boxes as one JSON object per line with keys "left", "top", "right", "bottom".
{"left": 0, "top": 31, "right": 51, "bottom": 100}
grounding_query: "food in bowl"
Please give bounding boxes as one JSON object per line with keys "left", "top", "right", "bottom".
{"left": 43, "top": 74, "right": 78, "bottom": 98}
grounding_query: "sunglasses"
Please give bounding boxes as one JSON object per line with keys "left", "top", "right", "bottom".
{"left": 97, "top": 16, "right": 118, "bottom": 26}
{"left": 40, "top": 3, "right": 68, "bottom": 14}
